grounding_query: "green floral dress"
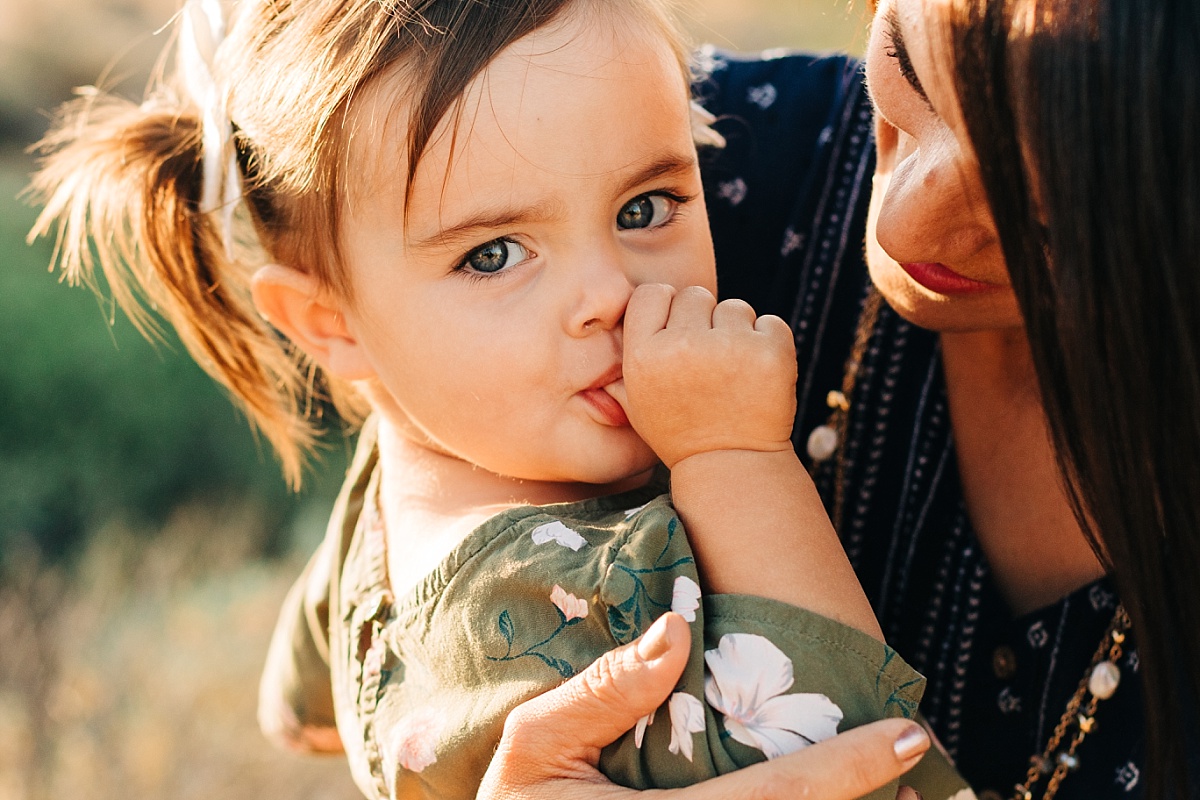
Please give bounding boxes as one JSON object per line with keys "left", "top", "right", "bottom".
{"left": 259, "top": 420, "right": 970, "bottom": 800}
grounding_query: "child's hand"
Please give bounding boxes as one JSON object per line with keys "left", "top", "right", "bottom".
{"left": 608, "top": 284, "right": 797, "bottom": 469}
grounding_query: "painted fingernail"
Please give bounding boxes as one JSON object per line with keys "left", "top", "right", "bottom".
{"left": 893, "top": 724, "right": 930, "bottom": 761}
{"left": 637, "top": 615, "right": 672, "bottom": 662}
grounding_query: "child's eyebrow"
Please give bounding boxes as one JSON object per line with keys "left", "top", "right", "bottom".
{"left": 415, "top": 199, "right": 563, "bottom": 251}
{"left": 613, "top": 152, "right": 697, "bottom": 198}
{"left": 414, "top": 153, "right": 697, "bottom": 250}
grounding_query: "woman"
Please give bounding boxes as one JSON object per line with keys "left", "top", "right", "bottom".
{"left": 477, "top": 0, "right": 1199, "bottom": 797}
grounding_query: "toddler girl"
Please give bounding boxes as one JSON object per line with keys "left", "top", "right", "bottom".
{"left": 29, "top": 0, "right": 963, "bottom": 797}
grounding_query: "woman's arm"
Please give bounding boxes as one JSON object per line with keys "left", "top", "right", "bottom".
{"left": 477, "top": 613, "right": 929, "bottom": 800}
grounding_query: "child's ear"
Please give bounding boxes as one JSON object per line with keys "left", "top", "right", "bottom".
{"left": 250, "top": 264, "right": 375, "bottom": 380}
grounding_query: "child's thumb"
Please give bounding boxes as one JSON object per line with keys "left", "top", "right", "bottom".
{"left": 604, "top": 379, "right": 628, "bottom": 413}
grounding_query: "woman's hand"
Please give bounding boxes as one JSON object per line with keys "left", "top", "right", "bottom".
{"left": 477, "top": 613, "right": 929, "bottom": 800}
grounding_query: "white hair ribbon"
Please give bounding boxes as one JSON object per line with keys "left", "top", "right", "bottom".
{"left": 689, "top": 100, "right": 726, "bottom": 149}
{"left": 179, "top": 0, "right": 240, "bottom": 256}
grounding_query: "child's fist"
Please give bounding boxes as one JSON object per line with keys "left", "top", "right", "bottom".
{"left": 616, "top": 284, "right": 797, "bottom": 469}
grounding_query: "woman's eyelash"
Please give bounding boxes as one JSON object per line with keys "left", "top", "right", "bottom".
{"left": 884, "top": 38, "right": 925, "bottom": 97}
{"left": 882, "top": 14, "right": 929, "bottom": 101}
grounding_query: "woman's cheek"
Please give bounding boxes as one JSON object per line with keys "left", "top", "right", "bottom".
{"left": 872, "top": 150, "right": 926, "bottom": 261}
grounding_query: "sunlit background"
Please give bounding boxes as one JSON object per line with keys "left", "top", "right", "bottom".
{"left": 0, "top": 2, "right": 864, "bottom": 797}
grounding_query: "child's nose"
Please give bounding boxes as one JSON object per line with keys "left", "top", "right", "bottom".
{"left": 566, "top": 248, "right": 634, "bottom": 336}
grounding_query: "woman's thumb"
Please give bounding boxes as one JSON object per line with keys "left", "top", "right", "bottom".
{"left": 495, "top": 613, "right": 690, "bottom": 765}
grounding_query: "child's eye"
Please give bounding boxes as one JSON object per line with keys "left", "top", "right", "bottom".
{"left": 616, "top": 193, "right": 682, "bottom": 231}
{"left": 456, "top": 237, "right": 531, "bottom": 276}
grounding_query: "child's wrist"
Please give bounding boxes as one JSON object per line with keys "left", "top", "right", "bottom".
{"left": 667, "top": 445, "right": 799, "bottom": 476}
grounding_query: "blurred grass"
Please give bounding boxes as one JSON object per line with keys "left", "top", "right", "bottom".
{"left": 0, "top": 505, "right": 359, "bottom": 799}
{"left": 0, "top": 1, "right": 867, "bottom": 798}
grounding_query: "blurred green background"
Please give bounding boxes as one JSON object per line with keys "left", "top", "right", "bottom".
{"left": 0, "top": 1, "right": 864, "bottom": 798}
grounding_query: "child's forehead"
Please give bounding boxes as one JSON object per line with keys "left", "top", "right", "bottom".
{"left": 341, "top": 7, "right": 692, "bottom": 206}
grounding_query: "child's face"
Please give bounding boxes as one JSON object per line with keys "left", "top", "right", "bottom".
{"left": 337, "top": 10, "right": 716, "bottom": 487}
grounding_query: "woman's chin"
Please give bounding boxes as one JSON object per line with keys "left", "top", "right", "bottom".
{"left": 866, "top": 256, "right": 1024, "bottom": 334}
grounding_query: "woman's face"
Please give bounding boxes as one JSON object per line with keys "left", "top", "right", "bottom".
{"left": 865, "top": 0, "right": 1023, "bottom": 332}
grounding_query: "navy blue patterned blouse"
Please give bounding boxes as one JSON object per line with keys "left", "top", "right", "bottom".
{"left": 697, "top": 50, "right": 1147, "bottom": 800}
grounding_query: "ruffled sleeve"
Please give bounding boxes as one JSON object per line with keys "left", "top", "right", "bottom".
{"left": 596, "top": 500, "right": 933, "bottom": 800}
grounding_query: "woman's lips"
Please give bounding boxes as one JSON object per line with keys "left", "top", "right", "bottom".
{"left": 580, "top": 387, "right": 629, "bottom": 427}
{"left": 900, "top": 262, "right": 1000, "bottom": 295}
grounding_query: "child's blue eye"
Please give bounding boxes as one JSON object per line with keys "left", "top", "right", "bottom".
{"left": 616, "top": 193, "right": 675, "bottom": 230}
{"left": 458, "top": 238, "right": 530, "bottom": 275}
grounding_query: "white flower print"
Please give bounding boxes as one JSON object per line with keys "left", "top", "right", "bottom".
{"left": 1089, "top": 584, "right": 1116, "bottom": 611}
{"left": 717, "top": 178, "right": 748, "bottom": 206}
{"left": 948, "top": 790, "right": 980, "bottom": 800}
{"left": 1026, "top": 620, "right": 1049, "bottom": 648}
{"left": 1115, "top": 761, "right": 1141, "bottom": 792}
{"left": 671, "top": 576, "right": 701, "bottom": 622}
{"left": 388, "top": 708, "right": 444, "bottom": 773}
{"left": 531, "top": 521, "right": 587, "bottom": 551}
{"left": 550, "top": 584, "right": 589, "bottom": 621}
{"left": 996, "top": 687, "right": 1022, "bottom": 715}
{"left": 746, "top": 83, "right": 778, "bottom": 110}
{"left": 634, "top": 709, "right": 655, "bottom": 748}
{"left": 703, "top": 633, "right": 843, "bottom": 759}
{"left": 623, "top": 502, "right": 650, "bottom": 519}
{"left": 668, "top": 692, "right": 706, "bottom": 762}
{"left": 781, "top": 227, "right": 803, "bottom": 257}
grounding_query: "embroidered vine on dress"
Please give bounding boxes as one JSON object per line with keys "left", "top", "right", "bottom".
{"left": 607, "top": 516, "right": 695, "bottom": 641}
{"left": 485, "top": 597, "right": 588, "bottom": 678}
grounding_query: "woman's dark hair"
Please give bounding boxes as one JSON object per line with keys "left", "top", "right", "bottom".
{"left": 947, "top": 0, "right": 1200, "bottom": 795}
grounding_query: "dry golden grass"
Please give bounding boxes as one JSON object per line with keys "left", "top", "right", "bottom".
{"left": 0, "top": 506, "right": 359, "bottom": 800}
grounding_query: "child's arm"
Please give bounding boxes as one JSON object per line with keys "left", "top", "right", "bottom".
{"left": 613, "top": 284, "right": 882, "bottom": 641}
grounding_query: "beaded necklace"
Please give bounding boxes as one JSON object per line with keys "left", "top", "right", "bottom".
{"left": 806, "top": 287, "right": 1130, "bottom": 800}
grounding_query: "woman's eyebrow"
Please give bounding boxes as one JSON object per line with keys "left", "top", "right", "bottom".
{"left": 885, "top": 5, "right": 931, "bottom": 104}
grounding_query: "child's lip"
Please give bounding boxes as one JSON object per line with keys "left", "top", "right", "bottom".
{"left": 580, "top": 387, "right": 630, "bottom": 427}
{"left": 578, "top": 364, "right": 628, "bottom": 427}
{"left": 587, "top": 364, "right": 624, "bottom": 392}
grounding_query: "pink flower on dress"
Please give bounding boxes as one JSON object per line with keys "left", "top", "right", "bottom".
{"left": 390, "top": 708, "right": 444, "bottom": 773}
{"left": 550, "top": 585, "right": 589, "bottom": 621}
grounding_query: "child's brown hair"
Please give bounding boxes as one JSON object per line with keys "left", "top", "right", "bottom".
{"left": 28, "top": 0, "right": 690, "bottom": 487}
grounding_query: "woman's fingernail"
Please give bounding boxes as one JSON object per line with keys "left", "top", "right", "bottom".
{"left": 637, "top": 615, "right": 673, "bottom": 661}
{"left": 893, "top": 724, "right": 930, "bottom": 761}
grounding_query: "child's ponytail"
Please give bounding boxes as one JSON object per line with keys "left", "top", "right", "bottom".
{"left": 28, "top": 86, "right": 318, "bottom": 488}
